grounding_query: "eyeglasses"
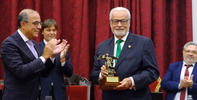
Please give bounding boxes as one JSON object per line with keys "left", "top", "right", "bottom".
{"left": 26, "top": 21, "right": 42, "bottom": 26}
{"left": 111, "top": 19, "right": 129, "bottom": 25}
{"left": 184, "top": 49, "right": 197, "bottom": 54}
{"left": 32, "top": 21, "right": 42, "bottom": 26}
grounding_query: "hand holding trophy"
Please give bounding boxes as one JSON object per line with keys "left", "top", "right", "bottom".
{"left": 98, "top": 53, "right": 120, "bottom": 90}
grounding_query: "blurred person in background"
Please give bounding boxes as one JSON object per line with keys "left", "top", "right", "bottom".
{"left": 38, "top": 19, "right": 73, "bottom": 100}
{"left": 161, "top": 41, "right": 197, "bottom": 100}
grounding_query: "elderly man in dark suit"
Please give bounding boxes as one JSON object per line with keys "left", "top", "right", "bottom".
{"left": 38, "top": 19, "right": 73, "bottom": 100}
{"left": 1, "top": 9, "right": 66, "bottom": 100}
{"left": 90, "top": 7, "right": 159, "bottom": 100}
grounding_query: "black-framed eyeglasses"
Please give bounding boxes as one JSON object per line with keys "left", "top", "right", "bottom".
{"left": 111, "top": 19, "right": 129, "bottom": 25}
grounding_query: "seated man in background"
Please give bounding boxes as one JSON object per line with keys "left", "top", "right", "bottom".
{"left": 161, "top": 41, "right": 197, "bottom": 100}
{"left": 38, "top": 19, "right": 73, "bottom": 100}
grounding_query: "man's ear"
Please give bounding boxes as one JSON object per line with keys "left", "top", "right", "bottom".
{"left": 110, "top": 21, "right": 113, "bottom": 27}
{"left": 41, "top": 30, "right": 44, "bottom": 35}
{"left": 20, "top": 21, "right": 26, "bottom": 27}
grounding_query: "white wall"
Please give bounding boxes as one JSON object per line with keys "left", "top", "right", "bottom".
{"left": 192, "top": 0, "right": 197, "bottom": 43}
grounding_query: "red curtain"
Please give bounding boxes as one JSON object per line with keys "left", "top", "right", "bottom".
{"left": 0, "top": 0, "right": 192, "bottom": 100}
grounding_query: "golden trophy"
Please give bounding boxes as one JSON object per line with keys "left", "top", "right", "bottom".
{"left": 98, "top": 53, "right": 120, "bottom": 90}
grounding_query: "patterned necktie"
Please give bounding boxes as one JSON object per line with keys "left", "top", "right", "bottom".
{"left": 180, "top": 64, "right": 192, "bottom": 100}
{"left": 115, "top": 39, "right": 123, "bottom": 63}
{"left": 26, "top": 40, "right": 38, "bottom": 58}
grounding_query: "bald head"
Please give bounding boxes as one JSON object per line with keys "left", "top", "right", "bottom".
{"left": 17, "top": 9, "right": 39, "bottom": 28}
{"left": 17, "top": 9, "right": 41, "bottom": 40}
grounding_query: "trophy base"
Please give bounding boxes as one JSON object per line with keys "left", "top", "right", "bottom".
{"left": 99, "top": 76, "right": 120, "bottom": 90}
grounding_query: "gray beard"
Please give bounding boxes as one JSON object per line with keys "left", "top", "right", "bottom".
{"left": 113, "top": 30, "right": 127, "bottom": 37}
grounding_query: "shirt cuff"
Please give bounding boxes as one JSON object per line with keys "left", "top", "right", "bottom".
{"left": 50, "top": 57, "right": 55, "bottom": 63}
{"left": 129, "top": 77, "right": 136, "bottom": 90}
{"left": 130, "top": 77, "right": 135, "bottom": 87}
{"left": 99, "top": 72, "right": 103, "bottom": 80}
{"left": 178, "top": 83, "right": 181, "bottom": 89}
{"left": 40, "top": 56, "right": 46, "bottom": 63}
{"left": 61, "top": 62, "right": 65, "bottom": 67}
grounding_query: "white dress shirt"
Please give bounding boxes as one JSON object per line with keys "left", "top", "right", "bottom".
{"left": 174, "top": 62, "right": 194, "bottom": 100}
{"left": 18, "top": 29, "right": 46, "bottom": 63}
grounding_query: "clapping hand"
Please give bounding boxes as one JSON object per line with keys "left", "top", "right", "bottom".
{"left": 180, "top": 75, "right": 193, "bottom": 88}
{"left": 52, "top": 39, "right": 67, "bottom": 57}
{"left": 60, "top": 39, "right": 70, "bottom": 62}
{"left": 42, "top": 39, "right": 61, "bottom": 59}
{"left": 42, "top": 39, "right": 68, "bottom": 60}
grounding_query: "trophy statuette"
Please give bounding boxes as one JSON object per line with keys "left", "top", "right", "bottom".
{"left": 98, "top": 53, "right": 120, "bottom": 90}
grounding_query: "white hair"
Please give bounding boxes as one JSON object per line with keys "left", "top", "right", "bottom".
{"left": 183, "top": 41, "right": 197, "bottom": 49}
{"left": 109, "top": 7, "right": 131, "bottom": 20}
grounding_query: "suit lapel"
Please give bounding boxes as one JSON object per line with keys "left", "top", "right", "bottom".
{"left": 192, "top": 63, "right": 197, "bottom": 76}
{"left": 175, "top": 62, "right": 183, "bottom": 82}
{"left": 33, "top": 40, "right": 41, "bottom": 56}
{"left": 175, "top": 62, "right": 197, "bottom": 82}
{"left": 36, "top": 41, "right": 45, "bottom": 56}
{"left": 14, "top": 32, "right": 36, "bottom": 59}
{"left": 108, "top": 38, "right": 114, "bottom": 57}
{"left": 115, "top": 33, "right": 134, "bottom": 69}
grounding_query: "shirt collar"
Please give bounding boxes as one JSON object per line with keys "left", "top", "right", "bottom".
{"left": 183, "top": 61, "right": 194, "bottom": 67}
{"left": 114, "top": 31, "right": 129, "bottom": 44}
{"left": 43, "top": 39, "right": 47, "bottom": 44}
{"left": 17, "top": 29, "right": 30, "bottom": 42}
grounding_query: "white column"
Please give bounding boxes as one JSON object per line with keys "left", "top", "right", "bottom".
{"left": 192, "top": 0, "right": 197, "bottom": 43}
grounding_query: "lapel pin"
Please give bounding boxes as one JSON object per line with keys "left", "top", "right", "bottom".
{"left": 128, "top": 45, "right": 131, "bottom": 48}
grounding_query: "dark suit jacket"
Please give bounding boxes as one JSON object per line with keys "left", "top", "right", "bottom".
{"left": 37, "top": 41, "right": 73, "bottom": 100}
{"left": 1, "top": 31, "right": 46, "bottom": 100}
{"left": 90, "top": 33, "right": 159, "bottom": 100}
{"left": 161, "top": 61, "right": 197, "bottom": 100}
